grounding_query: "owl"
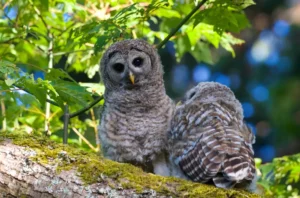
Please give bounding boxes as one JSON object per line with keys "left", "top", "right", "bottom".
{"left": 98, "top": 39, "right": 174, "bottom": 176}
{"left": 168, "top": 82, "right": 256, "bottom": 191}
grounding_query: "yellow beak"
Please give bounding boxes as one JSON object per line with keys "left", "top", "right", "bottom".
{"left": 129, "top": 72, "right": 135, "bottom": 84}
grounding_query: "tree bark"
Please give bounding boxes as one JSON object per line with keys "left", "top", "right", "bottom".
{"left": 0, "top": 135, "right": 260, "bottom": 198}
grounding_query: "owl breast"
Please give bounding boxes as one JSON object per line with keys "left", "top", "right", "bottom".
{"left": 99, "top": 97, "right": 174, "bottom": 163}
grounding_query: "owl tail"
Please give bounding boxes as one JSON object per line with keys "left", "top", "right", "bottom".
{"left": 213, "top": 176, "right": 236, "bottom": 189}
{"left": 213, "top": 154, "right": 255, "bottom": 188}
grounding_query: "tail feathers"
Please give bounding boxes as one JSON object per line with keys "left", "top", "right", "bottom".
{"left": 213, "top": 176, "right": 236, "bottom": 189}
{"left": 221, "top": 154, "right": 255, "bottom": 183}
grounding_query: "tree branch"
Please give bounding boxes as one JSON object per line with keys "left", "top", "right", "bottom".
{"left": 63, "top": 104, "right": 69, "bottom": 144}
{"left": 70, "top": 96, "right": 103, "bottom": 118}
{"left": 156, "top": 0, "right": 208, "bottom": 49}
{"left": 0, "top": 100, "right": 6, "bottom": 131}
{"left": 3, "top": 11, "right": 14, "bottom": 25}
{"left": 0, "top": 135, "right": 259, "bottom": 198}
{"left": 53, "top": 48, "right": 94, "bottom": 56}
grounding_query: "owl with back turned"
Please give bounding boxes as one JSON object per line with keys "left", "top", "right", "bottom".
{"left": 98, "top": 39, "right": 174, "bottom": 175}
{"left": 168, "top": 82, "right": 256, "bottom": 191}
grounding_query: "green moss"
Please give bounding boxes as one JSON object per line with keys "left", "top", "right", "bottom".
{"left": 0, "top": 131, "right": 261, "bottom": 197}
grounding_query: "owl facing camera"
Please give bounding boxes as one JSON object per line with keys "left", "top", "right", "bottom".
{"left": 98, "top": 39, "right": 175, "bottom": 176}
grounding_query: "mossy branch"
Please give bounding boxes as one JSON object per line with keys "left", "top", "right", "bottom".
{"left": 0, "top": 132, "right": 261, "bottom": 198}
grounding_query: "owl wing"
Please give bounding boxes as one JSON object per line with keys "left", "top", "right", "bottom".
{"left": 170, "top": 104, "right": 256, "bottom": 189}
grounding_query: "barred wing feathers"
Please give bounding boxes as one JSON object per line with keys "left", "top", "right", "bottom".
{"left": 171, "top": 103, "right": 256, "bottom": 188}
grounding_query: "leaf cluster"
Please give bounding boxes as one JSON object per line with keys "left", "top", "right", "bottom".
{"left": 257, "top": 154, "right": 300, "bottom": 197}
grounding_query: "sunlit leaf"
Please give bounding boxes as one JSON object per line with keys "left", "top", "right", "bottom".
{"left": 0, "top": 60, "right": 18, "bottom": 74}
{"left": 52, "top": 80, "right": 93, "bottom": 107}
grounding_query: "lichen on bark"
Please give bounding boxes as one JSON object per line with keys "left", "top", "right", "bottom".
{"left": 0, "top": 131, "right": 261, "bottom": 197}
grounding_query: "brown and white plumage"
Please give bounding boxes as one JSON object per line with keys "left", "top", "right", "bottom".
{"left": 98, "top": 39, "right": 174, "bottom": 175}
{"left": 168, "top": 82, "right": 256, "bottom": 191}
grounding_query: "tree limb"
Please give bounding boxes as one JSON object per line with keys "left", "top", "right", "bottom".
{"left": 0, "top": 133, "right": 260, "bottom": 198}
{"left": 70, "top": 96, "right": 103, "bottom": 118}
{"left": 156, "top": 0, "right": 208, "bottom": 49}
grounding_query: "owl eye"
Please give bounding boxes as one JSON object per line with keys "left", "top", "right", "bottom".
{"left": 112, "top": 63, "right": 124, "bottom": 73}
{"left": 132, "top": 57, "right": 143, "bottom": 67}
{"left": 189, "top": 92, "right": 196, "bottom": 99}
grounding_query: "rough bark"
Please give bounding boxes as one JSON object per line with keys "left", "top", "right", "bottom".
{"left": 0, "top": 134, "right": 260, "bottom": 198}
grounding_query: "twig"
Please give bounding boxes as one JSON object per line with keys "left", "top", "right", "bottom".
{"left": 90, "top": 108, "right": 100, "bottom": 151}
{"left": 53, "top": 49, "right": 93, "bottom": 56}
{"left": 1, "top": 100, "right": 6, "bottom": 131}
{"left": 28, "top": 0, "right": 53, "bottom": 135}
{"left": 72, "top": 127, "right": 97, "bottom": 152}
{"left": 3, "top": 0, "right": 12, "bottom": 10}
{"left": 25, "top": 38, "right": 47, "bottom": 54}
{"left": 63, "top": 104, "right": 69, "bottom": 144}
{"left": 70, "top": 96, "right": 103, "bottom": 118}
{"left": 156, "top": 0, "right": 208, "bottom": 49}
{"left": 3, "top": 11, "right": 14, "bottom": 25}
{"left": 57, "top": 22, "right": 76, "bottom": 37}
{"left": 23, "top": 106, "right": 45, "bottom": 116}
{"left": 44, "top": 32, "right": 54, "bottom": 136}
{"left": 46, "top": 98, "right": 59, "bottom": 106}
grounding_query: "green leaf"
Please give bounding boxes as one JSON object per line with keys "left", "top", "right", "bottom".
{"left": 19, "top": 115, "right": 38, "bottom": 125}
{"left": 94, "top": 36, "right": 112, "bottom": 53}
{"left": 0, "top": 60, "right": 18, "bottom": 75}
{"left": 5, "top": 78, "right": 17, "bottom": 86}
{"left": 79, "top": 82, "right": 105, "bottom": 96}
{"left": 5, "top": 104, "right": 23, "bottom": 124}
{"left": 220, "top": 33, "right": 244, "bottom": 57}
{"left": 52, "top": 80, "right": 93, "bottom": 107}
{"left": 13, "top": 92, "right": 40, "bottom": 107}
{"left": 46, "top": 68, "right": 76, "bottom": 82}
{"left": 240, "top": 0, "right": 256, "bottom": 9}
{"left": 35, "top": 0, "right": 49, "bottom": 11}
{"left": 174, "top": 35, "right": 191, "bottom": 62}
{"left": 174, "top": 34, "right": 213, "bottom": 64}
{"left": 36, "top": 78, "right": 59, "bottom": 97}
{"left": 152, "top": 8, "right": 181, "bottom": 18}
{"left": 190, "top": 42, "right": 213, "bottom": 65}
{"left": 18, "top": 78, "right": 47, "bottom": 106}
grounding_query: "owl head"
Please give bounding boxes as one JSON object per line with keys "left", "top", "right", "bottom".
{"left": 181, "top": 82, "right": 244, "bottom": 120}
{"left": 100, "top": 39, "right": 164, "bottom": 91}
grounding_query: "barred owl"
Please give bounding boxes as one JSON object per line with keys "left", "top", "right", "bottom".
{"left": 98, "top": 39, "right": 174, "bottom": 176}
{"left": 168, "top": 82, "right": 256, "bottom": 191}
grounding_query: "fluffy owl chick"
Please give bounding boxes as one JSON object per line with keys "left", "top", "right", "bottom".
{"left": 99, "top": 39, "right": 174, "bottom": 176}
{"left": 168, "top": 82, "right": 256, "bottom": 191}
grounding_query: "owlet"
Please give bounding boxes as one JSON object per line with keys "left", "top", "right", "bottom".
{"left": 168, "top": 82, "right": 256, "bottom": 191}
{"left": 98, "top": 39, "right": 174, "bottom": 176}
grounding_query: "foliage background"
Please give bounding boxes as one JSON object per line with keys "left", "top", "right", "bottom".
{"left": 0, "top": 0, "right": 299, "bottom": 197}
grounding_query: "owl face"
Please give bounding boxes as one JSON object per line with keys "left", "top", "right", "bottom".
{"left": 106, "top": 49, "right": 152, "bottom": 87}
{"left": 101, "top": 39, "right": 162, "bottom": 90}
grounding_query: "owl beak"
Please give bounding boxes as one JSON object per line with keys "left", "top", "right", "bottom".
{"left": 176, "top": 101, "right": 182, "bottom": 106}
{"left": 129, "top": 71, "right": 135, "bottom": 84}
